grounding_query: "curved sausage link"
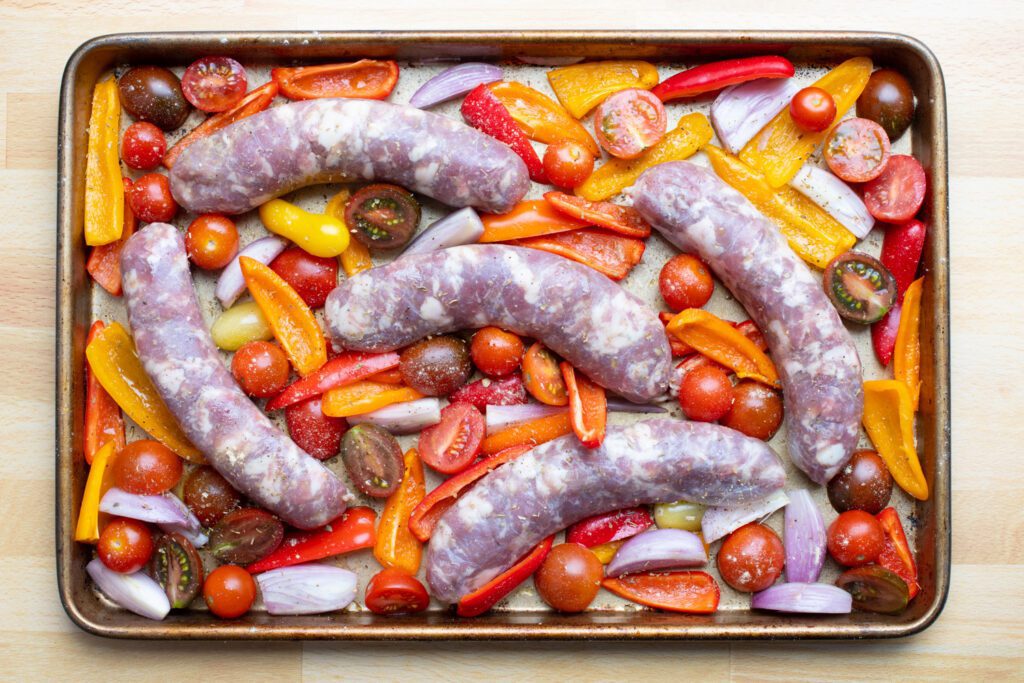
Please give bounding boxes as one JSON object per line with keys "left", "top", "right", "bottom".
{"left": 631, "top": 161, "right": 863, "bottom": 484}
{"left": 169, "top": 99, "right": 531, "bottom": 215}
{"left": 324, "top": 244, "right": 672, "bottom": 403}
{"left": 121, "top": 223, "right": 350, "bottom": 529}
{"left": 424, "top": 419, "right": 786, "bottom": 603}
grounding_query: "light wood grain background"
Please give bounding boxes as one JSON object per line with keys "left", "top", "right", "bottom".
{"left": 2, "top": 0, "right": 1022, "bottom": 680}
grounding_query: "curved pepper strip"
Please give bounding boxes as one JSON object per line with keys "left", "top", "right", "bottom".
{"left": 894, "top": 277, "right": 924, "bottom": 410}
{"left": 666, "top": 308, "right": 780, "bottom": 387}
{"left": 480, "top": 199, "right": 589, "bottom": 243}
{"left": 652, "top": 56, "right": 795, "bottom": 102}
{"left": 547, "top": 60, "right": 660, "bottom": 118}
{"left": 462, "top": 84, "right": 547, "bottom": 183}
{"left": 321, "top": 381, "right": 424, "bottom": 418}
{"left": 83, "top": 321, "right": 125, "bottom": 465}
{"left": 543, "top": 192, "right": 651, "bottom": 238}
{"left": 272, "top": 60, "right": 399, "bottom": 101}
{"left": 740, "top": 57, "right": 872, "bottom": 188}
{"left": 560, "top": 362, "right": 606, "bottom": 448}
{"left": 876, "top": 507, "right": 920, "bottom": 599}
{"left": 566, "top": 506, "right": 653, "bottom": 547}
{"left": 74, "top": 440, "right": 118, "bottom": 543}
{"left": 510, "top": 228, "right": 646, "bottom": 281}
{"left": 86, "top": 178, "right": 136, "bottom": 296}
{"left": 259, "top": 199, "right": 350, "bottom": 258}
{"left": 246, "top": 506, "right": 377, "bottom": 574}
{"left": 366, "top": 368, "right": 404, "bottom": 385}
{"left": 240, "top": 256, "right": 327, "bottom": 376}
{"left": 266, "top": 351, "right": 400, "bottom": 412}
{"left": 85, "top": 322, "right": 202, "bottom": 462}
{"left": 487, "top": 81, "right": 599, "bottom": 155}
{"left": 862, "top": 380, "right": 928, "bottom": 500}
{"left": 374, "top": 449, "right": 426, "bottom": 575}
{"left": 873, "top": 220, "right": 927, "bottom": 366}
{"left": 456, "top": 535, "right": 554, "bottom": 617}
{"left": 602, "top": 570, "right": 720, "bottom": 614}
{"left": 660, "top": 311, "right": 695, "bottom": 357}
{"left": 84, "top": 77, "right": 124, "bottom": 246}
{"left": 481, "top": 412, "right": 572, "bottom": 455}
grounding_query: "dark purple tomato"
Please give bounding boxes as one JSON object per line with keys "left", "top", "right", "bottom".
{"left": 399, "top": 335, "right": 472, "bottom": 396}
{"left": 827, "top": 449, "right": 894, "bottom": 514}
{"left": 857, "top": 69, "right": 915, "bottom": 141}
{"left": 118, "top": 66, "right": 192, "bottom": 131}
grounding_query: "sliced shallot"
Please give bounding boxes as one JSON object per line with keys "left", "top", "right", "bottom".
{"left": 255, "top": 564, "right": 358, "bottom": 615}
{"left": 751, "top": 582, "right": 853, "bottom": 614}
{"left": 215, "top": 236, "right": 288, "bottom": 308}
{"left": 347, "top": 398, "right": 442, "bottom": 435}
{"left": 486, "top": 403, "right": 566, "bottom": 435}
{"left": 790, "top": 163, "right": 875, "bottom": 238}
{"left": 605, "top": 528, "right": 707, "bottom": 578}
{"left": 409, "top": 63, "right": 503, "bottom": 109}
{"left": 701, "top": 489, "right": 790, "bottom": 543}
{"left": 402, "top": 208, "right": 485, "bottom": 257}
{"left": 783, "top": 489, "right": 828, "bottom": 583}
{"left": 87, "top": 558, "right": 170, "bottom": 621}
{"left": 711, "top": 78, "right": 800, "bottom": 154}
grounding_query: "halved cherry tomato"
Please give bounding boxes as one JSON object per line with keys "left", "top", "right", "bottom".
{"left": 185, "top": 214, "right": 238, "bottom": 270}
{"left": 543, "top": 140, "right": 595, "bottom": 189}
{"left": 863, "top": 154, "right": 927, "bottom": 222}
{"left": 470, "top": 327, "right": 525, "bottom": 377}
{"left": 521, "top": 343, "right": 568, "bottom": 406}
{"left": 659, "top": 253, "right": 714, "bottom": 311}
{"left": 127, "top": 173, "right": 177, "bottom": 223}
{"left": 418, "top": 402, "right": 485, "bottom": 474}
{"left": 593, "top": 88, "right": 667, "bottom": 159}
{"left": 181, "top": 56, "right": 247, "bottom": 113}
{"left": 789, "top": 86, "right": 837, "bottom": 133}
{"left": 203, "top": 565, "right": 256, "bottom": 619}
{"left": 827, "top": 510, "right": 886, "bottom": 567}
{"left": 269, "top": 246, "right": 339, "bottom": 309}
{"left": 231, "top": 341, "right": 290, "bottom": 398}
{"left": 345, "top": 184, "right": 421, "bottom": 249}
{"left": 824, "top": 117, "right": 891, "bottom": 183}
{"left": 98, "top": 517, "right": 154, "bottom": 573}
{"left": 602, "top": 571, "right": 720, "bottom": 614}
{"left": 364, "top": 568, "right": 430, "bottom": 615}
{"left": 121, "top": 122, "right": 166, "bottom": 171}
{"left": 542, "top": 191, "right": 652, "bottom": 238}
{"left": 113, "top": 439, "right": 183, "bottom": 495}
{"left": 678, "top": 365, "right": 734, "bottom": 422}
{"left": 272, "top": 60, "right": 399, "bottom": 101}
{"left": 285, "top": 396, "right": 347, "bottom": 461}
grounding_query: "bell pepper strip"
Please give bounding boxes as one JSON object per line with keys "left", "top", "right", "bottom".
{"left": 86, "top": 178, "right": 136, "bottom": 296}
{"left": 163, "top": 81, "right": 278, "bottom": 168}
{"left": 85, "top": 322, "right": 202, "bottom": 462}
{"left": 409, "top": 445, "right": 531, "bottom": 542}
{"left": 461, "top": 84, "right": 547, "bottom": 183}
{"left": 84, "top": 77, "right": 124, "bottom": 247}
{"left": 448, "top": 374, "right": 528, "bottom": 411}
{"left": 239, "top": 256, "right": 326, "bottom": 376}
{"left": 547, "top": 60, "right": 660, "bottom": 118}
{"left": 74, "top": 440, "right": 118, "bottom": 543}
{"left": 246, "top": 506, "right": 377, "bottom": 574}
{"left": 487, "top": 81, "right": 600, "bottom": 155}
{"left": 652, "top": 56, "right": 795, "bottom": 102}
{"left": 575, "top": 111, "right": 713, "bottom": 201}
{"left": 481, "top": 411, "right": 572, "bottom": 455}
{"left": 872, "top": 219, "right": 927, "bottom": 366}
{"left": 566, "top": 506, "right": 654, "bottom": 547}
{"left": 590, "top": 540, "right": 625, "bottom": 565}
{"left": 734, "top": 319, "right": 769, "bottom": 352}
{"left": 83, "top": 321, "right": 125, "bottom": 465}
{"left": 705, "top": 144, "right": 856, "bottom": 269}
{"left": 374, "top": 449, "right": 426, "bottom": 575}
{"left": 259, "top": 198, "right": 350, "bottom": 258}
{"left": 876, "top": 507, "right": 920, "bottom": 599}
{"left": 543, "top": 192, "right": 651, "bottom": 238}
{"left": 862, "top": 380, "right": 928, "bottom": 500}
{"left": 739, "top": 56, "right": 873, "bottom": 188}
{"left": 265, "top": 351, "right": 400, "bottom": 412}
{"left": 660, "top": 312, "right": 695, "bottom": 357}
{"left": 366, "top": 367, "right": 404, "bottom": 385}
{"left": 510, "top": 228, "right": 646, "bottom": 281}
{"left": 602, "top": 570, "right": 721, "bottom": 614}
{"left": 560, "top": 362, "right": 607, "bottom": 448}
{"left": 272, "top": 60, "right": 399, "bottom": 101}
{"left": 894, "top": 277, "right": 925, "bottom": 410}
{"left": 456, "top": 535, "right": 555, "bottom": 617}
{"left": 666, "top": 308, "right": 780, "bottom": 387}
{"left": 479, "top": 199, "right": 589, "bottom": 243}
{"left": 321, "top": 381, "right": 424, "bottom": 418}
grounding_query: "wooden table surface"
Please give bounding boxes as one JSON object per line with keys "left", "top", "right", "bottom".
{"left": 3, "top": 0, "right": 1021, "bottom": 679}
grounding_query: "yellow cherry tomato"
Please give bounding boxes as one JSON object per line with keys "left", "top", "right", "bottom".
{"left": 259, "top": 198, "right": 350, "bottom": 258}
{"left": 210, "top": 301, "right": 273, "bottom": 351}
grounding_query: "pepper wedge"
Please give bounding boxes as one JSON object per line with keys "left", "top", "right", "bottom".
{"left": 456, "top": 535, "right": 555, "bottom": 617}
{"left": 488, "top": 81, "right": 599, "bottom": 155}
{"left": 560, "top": 362, "right": 607, "bottom": 448}
{"left": 272, "top": 60, "right": 399, "bottom": 101}
{"left": 547, "top": 61, "right": 660, "bottom": 118}
{"left": 876, "top": 507, "right": 921, "bottom": 599}
{"left": 246, "top": 506, "right": 376, "bottom": 574}
{"left": 480, "top": 199, "right": 589, "bottom": 243}
{"left": 510, "top": 228, "right": 646, "bottom": 281}
{"left": 74, "top": 441, "right": 118, "bottom": 544}
{"left": 84, "top": 77, "right": 124, "bottom": 246}
{"left": 375, "top": 449, "right": 426, "bottom": 575}
{"left": 543, "top": 192, "right": 651, "bottom": 238}
{"left": 666, "top": 308, "right": 780, "bottom": 387}
{"left": 893, "top": 277, "right": 924, "bottom": 410}
{"left": 321, "top": 381, "right": 424, "bottom": 418}
{"left": 481, "top": 412, "right": 572, "bottom": 455}
{"left": 265, "top": 352, "right": 400, "bottom": 412}
{"left": 83, "top": 321, "right": 125, "bottom": 465}
{"left": 602, "top": 570, "right": 721, "bottom": 614}
{"left": 86, "top": 178, "right": 136, "bottom": 296}
{"left": 862, "top": 380, "right": 928, "bottom": 500}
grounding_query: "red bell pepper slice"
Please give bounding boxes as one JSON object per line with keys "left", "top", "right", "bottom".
{"left": 456, "top": 535, "right": 554, "bottom": 617}
{"left": 872, "top": 219, "right": 927, "bottom": 366}
{"left": 461, "top": 84, "right": 547, "bottom": 184}
{"left": 83, "top": 321, "right": 125, "bottom": 465}
{"left": 272, "top": 60, "right": 399, "bottom": 101}
{"left": 602, "top": 570, "right": 721, "bottom": 614}
{"left": 163, "top": 81, "right": 279, "bottom": 168}
{"left": 543, "top": 192, "right": 651, "bottom": 238}
{"left": 560, "top": 363, "right": 606, "bottom": 448}
{"left": 566, "top": 506, "right": 653, "bottom": 547}
{"left": 733, "top": 319, "right": 768, "bottom": 351}
{"left": 876, "top": 507, "right": 920, "bottom": 599}
{"left": 246, "top": 506, "right": 376, "bottom": 574}
{"left": 86, "top": 178, "right": 136, "bottom": 296}
{"left": 448, "top": 374, "right": 528, "bottom": 411}
{"left": 265, "top": 351, "right": 400, "bottom": 412}
{"left": 510, "top": 228, "right": 646, "bottom": 281}
{"left": 651, "top": 56, "right": 795, "bottom": 102}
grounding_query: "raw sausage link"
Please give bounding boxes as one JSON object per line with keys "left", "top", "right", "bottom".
{"left": 631, "top": 161, "right": 863, "bottom": 484}
{"left": 425, "top": 419, "right": 785, "bottom": 603}
{"left": 121, "top": 223, "right": 350, "bottom": 529}
{"left": 169, "top": 99, "right": 531, "bottom": 215}
{"left": 324, "top": 244, "right": 672, "bottom": 403}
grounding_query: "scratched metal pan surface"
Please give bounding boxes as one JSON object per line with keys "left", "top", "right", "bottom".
{"left": 55, "top": 31, "right": 949, "bottom": 640}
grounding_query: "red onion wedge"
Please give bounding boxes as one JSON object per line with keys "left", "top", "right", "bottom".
{"left": 255, "top": 565, "right": 358, "bottom": 615}
{"left": 485, "top": 403, "right": 566, "bottom": 435}
{"left": 87, "top": 559, "right": 171, "bottom": 620}
{"left": 751, "top": 582, "right": 853, "bottom": 614}
{"left": 604, "top": 397, "right": 668, "bottom": 414}
{"left": 402, "top": 208, "right": 484, "bottom": 257}
{"left": 711, "top": 78, "right": 799, "bottom": 154}
{"left": 790, "top": 164, "right": 874, "bottom": 238}
{"left": 784, "top": 489, "right": 827, "bottom": 583}
{"left": 701, "top": 489, "right": 789, "bottom": 543}
{"left": 409, "top": 63, "right": 503, "bottom": 108}
{"left": 605, "top": 528, "right": 707, "bottom": 578}
{"left": 348, "top": 398, "right": 442, "bottom": 435}
{"left": 216, "top": 236, "right": 288, "bottom": 308}
{"left": 100, "top": 488, "right": 191, "bottom": 526}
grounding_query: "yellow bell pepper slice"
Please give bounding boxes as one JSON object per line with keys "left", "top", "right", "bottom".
{"left": 894, "top": 277, "right": 924, "bottom": 410}
{"left": 576, "top": 112, "right": 713, "bottom": 201}
{"left": 374, "top": 448, "right": 426, "bottom": 575}
{"left": 322, "top": 381, "right": 424, "bottom": 418}
{"left": 259, "top": 198, "right": 350, "bottom": 258}
{"left": 589, "top": 540, "right": 624, "bottom": 565}
{"left": 84, "top": 77, "right": 124, "bottom": 246}
{"left": 488, "top": 81, "right": 599, "bottom": 155}
{"left": 74, "top": 441, "right": 118, "bottom": 543}
{"left": 85, "top": 323, "right": 203, "bottom": 462}
{"left": 547, "top": 60, "right": 660, "bottom": 118}
{"left": 666, "top": 309, "right": 780, "bottom": 387}
{"left": 326, "top": 189, "right": 374, "bottom": 276}
{"left": 862, "top": 380, "right": 928, "bottom": 500}
{"left": 740, "top": 57, "right": 872, "bottom": 188}
{"left": 705, "top": 144, "right": 856, "bottom": 269}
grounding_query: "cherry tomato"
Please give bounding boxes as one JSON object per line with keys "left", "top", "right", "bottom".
{"left": 364, "top": 568, "right": 430, "bottom": 615}
{"left": 208, "top": 508, "right": 284, "bottom": 565}
{"left": 542, "top": 140, "right": 596, "bottom": 189}
{"left": 827, "top": 449, "right": 894, "bottom": 514}
{"left": 521, "top": 342, "right": 568, "bottom": 406}
{"left": 857, "top": 69, "right": 915, "bottom": 141}
{"left": 470, "top": 327, "right": 525, "bottom": 377}
{"left": 824, "top": 117, "right": 891, "bottom": 183}
{"left": 285, "top": 397, "right": 347, "bottom": 461}
{"left": 345, "top": 184, "right": 421, "bottom": 249}
{"left": 659, "top": 253, "right": 714, "bottom": 311}
{"left": 533, "top": 543, "right": 602, "bottom": 613}
{"left": 827, "top": 510, "right": 885, "bottom": 567}
{"left": 721, "top": 380, "right": 783, "bottom": 440}
{"left": 823, "top": 251, "right": 898, "bottom": 324}
{"left": 183, "top": 466, "right": 242, "bottom": 527}
{"left": 418, "top": 402, "right": 485, "bottom": 474}
{"left": 118, "top": 66, "right": 191, "bottom": 131}
{"left": 203, "top": 564, "right": 256, "bottom": 619}
{"left": 98, "top": 518, "right": 154, "bottom": 573}
{"left": 121, "top": 122, "right": 167, "bottom": 171}
{"left": 113, "top": 439, "right": 183, "bottom": 494}
{"left": 593, "top": 88, "right": 667, "bottom": 159}
{"left": 128, "top": 173, "right": 178, "bottom": 223}
{"left": 399, "top": 336, "right": 472, "bottom": 396}
{"left": 269, "top": 246, "right": 338, "bottom": 309}
{"left": 789, "top": 86, "right": 837, "bottom": 133}
{"left": 231, "top": 341, "right": 290, "bottom": 398}
{"left": 340, "top": 424, "right": 404, "bottom": 498}
{"left": 863, "top": 154, "right": 927, "bottom": 222}
{"left": 181, "top": 56, "right": 247, "bottom": 113}
{"left": 678, "top": 365, "right": 733, "bottom": 422}
{"left": 835, "top": 564, "right": 910, "bottom": 614}
{"left": 184, "top": 214, "right": 239, "bottom": 270}
{"left": 716, "top": 522, "right": 784, "bottom": 593}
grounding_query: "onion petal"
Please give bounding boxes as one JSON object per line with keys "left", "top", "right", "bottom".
{"left": 605, "top": 528, "right": 707, "bottom": 578}
{"left": 790, "top": 163, "right": 874, "bottom": 238}
{"left": 347, "top": 398, "right": 442, "bottom": 435}
{"left": 87, "top": 559, "right": 170, "bottom": 620}
{"left": 100, "top": 488, "right": 190, "bottom": 526}
{"left": 784, "top": 489, "right": 828, "bottom": 583}
{"left": 409, "top": 63, "right": 503, "bottom": 108}
{"left": 486, "top": 403, "right": 566, "bottom": 435}
{"left": 255, "top": 564, "right": 358, "bottom": 615}
{"left": 711, "top": 78, "right": 800, "bottom": 154}
{"left": 605, "top": 397, "right": 668, "bottom": 414}
{"left": 701, "top": 489, "right": 790, "bottom": 543}
{"left": 402, "top": 208, "right": 485, "bottom": 257}
{"left": 751, "top": 582, "right": 853, "bottom": 614}
{"left": 216, "top": 236, "right": 288, "bottom": 308}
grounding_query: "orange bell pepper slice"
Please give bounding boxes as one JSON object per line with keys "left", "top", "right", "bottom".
{"left": 481, "top": 412, "right": 572, "bottom": 456}
{"left": 487, "top": 81, "right": 599, "bottom": 155}
{"left": 86, "top": 178, "right": 136, "bottom": 296}
{"left": 74, "top": 440, "right": 119, "bottom": 544}
{"left": 740, "top": 57, "right": 872, "bottom": 187}
{"left": 83, "top": 321, "right": 125, "bottom": 465}
{"left": 602, "top": 570, "right": 721, "bottom": 614}
{"left": 894, "top": 277, "right": 924, "bottom": 410}
{"left": 272, "top": 60, "right": 399, "bottom": 101}
{"left": 547, "top": 60, "right": 660, "bottom": 118}
{"left": 576, "top": 112, "right": 713, "bottom": 201}
{"left": 862, "top": 380, "right": 928, "bottom": 500}
{"left": 560, "top": 362, "right": 606, "bottom": 448}
{"left": 659, "top": 311, "right": 695, "bottom": 357}
{"left": 366, "top": 367, "right": 403, "bottom": 384}
{"left": 240, "top": 256, "right": 326, "bottom": 376}
{"left": 480, "top": 199, "right": 590, "bottom": 243}
{"left": 374, "top": 448, "right": 426, "bottom": 575}
{"left": 456, "top": 535, "right": 554, "bottom": 617}
{"left": 325, "top": 189, "right": 374, "bottom": 277}
{"left": 511, "top": 228, "right": 646, "bottom": 281}
{"left": 543, "top": 192, "right": 651, "bottom": 238}
{"left": 666, "top": 309, "right": 780, "bottom": 387}
{"left": 321, "top": 381, "right": 424, "bottom": 418}
{"left": 84, "top": 77, "right": 124, "bottom": 246}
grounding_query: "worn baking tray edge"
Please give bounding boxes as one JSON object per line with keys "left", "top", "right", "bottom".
{"left": 56, "top": 30, "right": 950, "bottom": 640}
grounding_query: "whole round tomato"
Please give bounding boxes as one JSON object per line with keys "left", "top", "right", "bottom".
{"left": 121, "top": 122, "right": 167, "bottom": 171}
{"left": 183, "top": 466, "right": 242, "bottom": 527}
{"left": 185, "top": 214, "right": 239, "bottom": 270}
{"left": 113, "top": 439, "right": 183, "bottom": 494}
{"left": 678, "top": 365, "right": 733, "bottom": 422}
{"left": 418, "top": 402, "right": 485, "bottom": 474}
{"left": 399, "top": 336, "right": 472, "bottom": 396}
{"left": 716, "top": 522, "right": 784, "bottom": 592}
{"left": 863, "top": 154, "right": 927, "bottom": 222}
{"left": 98, "top": 517, "right": 154, "bottom": 573}
{"left": 231, "top": 341, "right": 290, "bottom": 398}
{"left": 118, "top": 65, "right": 191, "bottom": 131}
{"left": 789, "top": 86, "right": 837, "bottom": 133}
{"left": 593, "top": 88, "right": 667, "bottom": 159}
{"left": 824, "top": 117, "right": 891, "bottom": 183}
{"left": 521, "top": 343, "right": 568, "bottom": 406}
{"left": 269, "top": 246, "right": 339, "bottom": 309}
{"left": 721, "top": 380, "right": 783, "bottom": 440}
{"left": 533, "top": 543, "right": 602, "bottom": 613}
{"left": 364, "top": 568, "right": 430, "bottom": 615}
{"left": 827, "top": 449, "right": 893, "bottom": 514}
{"left": 857, "top": 68, "right": 915, "bottom": 141}
{"left": 203, "top": 565, "right": 256, "bottom": 619}
{"left": 285, "top": 397, "right": 348, "bottom": 461}
{"left": 181, "top": 56, "right": 247, "bottom": 113}
{"left": 827, "top": 510, "right": 885, "bottom": 567}
{"left": 543, "top": 140, "right": 595, "bottom": 189}
{"left": 470, "top": 327, "right": 525, "bottom": 377}
{"left": 128, "top": 173, "right": 178, "bottom": 223}
{"left": 659, "top": 253, "right": 714, "bottom": 311}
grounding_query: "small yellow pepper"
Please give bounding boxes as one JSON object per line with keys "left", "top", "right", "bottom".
{"left": 74, "top": 441, "right": 118, "bottom": 543}
{"left": 259, "top": 198, "right": 350, "bottom": 258}
{"left": 862, "top": 380, "right": 928, "bottom": 500}
{"left": 326, "top": 189, "right": 374, "bottom": 276}
{"left": 374, "top": 448, "right": 426, "bottom": 575}
{"left": 667, "top": 309, "right": 780, "bottom": 387}
{"left": 84, "top": 77, "right": 124, "bottom": 246}
{"left": 547, "top": 60, "right": 660, "bottom": 118}
{"left": 488, "top": 81, "right": 599, "bottom": 155}
{"left": 589, "top": 540, "right": 624, "bottom": 565}
{"left": 322, "top": 381, "right": 424, "bottom": 418}
{"left": 894, "top": 277, "right": 924, "bottom": 410}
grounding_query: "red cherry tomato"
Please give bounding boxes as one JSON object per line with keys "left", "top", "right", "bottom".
{"left": 542, "top": 140, "right": 596, "bottom": 189}
{"left": 863, "top": 154, "right": 927, "bottom": 222}
{"left": 285, "top": 397, "right": 348, "bottom": 460}
{"left": 185, "top": 214, "right": 239, "bottom": 270}
{"left": 231, "top": 341, "right": 290, "bottom": 398}
{"left": 183, "top": 466, "right": 242, "bottom": 527}
{"left": 721, "top": 380, "right": 783, "bottom": 440}
{"left": 127, "top": 173, "right": 178, "bottom": 223}
{"left": 533, "top": 543, "right": 602, "bottom": 613}
{"left": 269, "top": 246, "right": 339, "bottom": 309}
{"left": 418, "top": 402, "right": 485, "bottom": 474}
{"left": 827, "top": 510, "right": 886, "bottom": 567}
{"left": 824, "top": 117, "right": 891, "bottom": 183}
{"left": 678, "top": 365, "right": 733, "bottom": 422}
{"left": 203, "top": 565, "right": 256, "bottom": 619}
{"left": 121, "top": 122, "right": 167, "bottom": 171}
{"left": 717, "top": 522, "right": 785, "bottom": 592}
{"left": 98, "top": 518, "right": 154, "bottom": 573}
{"left": 659, "top": 253, "right": 714, "bottom": 311}
{"left": 181, "top": 56, "right": 248, "bottom": 113}
{"left": 593, "top": 89, "right": 667, "bottom": 159}
{"left": 789, "top": 86, "right": 837, "bottom": 133}
{"left": 470, "top": 327, "right": 525, "bottom": 377}
{"left": 113, "top": 439, "right": 183, "bottom": 494}
{"left": 364, "top": 568, "right": 430, "bottom": 615}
